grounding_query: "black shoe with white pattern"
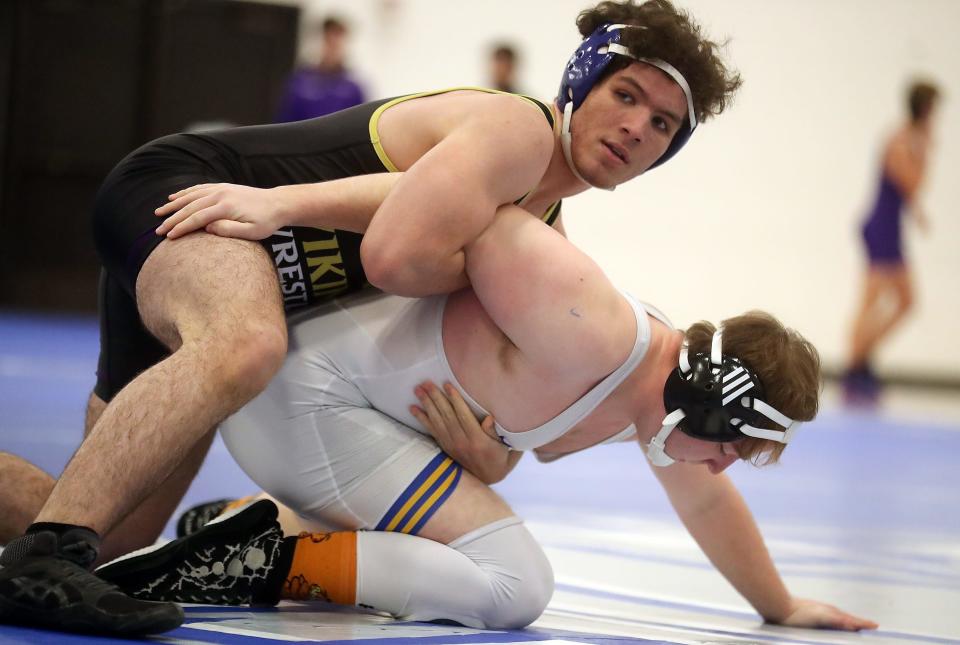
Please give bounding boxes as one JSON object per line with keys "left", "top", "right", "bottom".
{"left": 97, "top": 499, "right": 292, "bottom": 606}
{"left": 176, "top": 498, "right": 234, "bottom": 538}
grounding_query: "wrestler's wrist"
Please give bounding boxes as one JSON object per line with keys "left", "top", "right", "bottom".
{"left": 271, "top": 184, "right": 303, "bottom": 227}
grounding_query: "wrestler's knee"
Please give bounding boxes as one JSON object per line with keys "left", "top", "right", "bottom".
{"left": 489, "top": 552, "right": 553, "bottom": 629}
{"left": 452, "top": 518, "right": 555, "bottom": 629}
{"left": 206, "top": 319, "right": 287, "bottom": 396}
{"left": 897, "top": 285, "right": 914, "bottom": 312}
{"left": 489, "top": 561, "right": 553, "bottom": 629}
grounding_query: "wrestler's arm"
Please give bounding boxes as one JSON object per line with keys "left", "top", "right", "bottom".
{"left": 462, "top": 204, "right": 634, "bottom": 379}
{"left": 886, "top": 132, "right": 926, "bottom": 201}
{"left": 886, "top": 133, "right": 931, "bottom": 231}
{"left": 155, "top": 172, "right": 405, "bottom": 239}
{"left": 652, "top": 462, "right": 878, "bottom": 631}
{"left": 360, "top": 96, "right": 555, "bottom": 297}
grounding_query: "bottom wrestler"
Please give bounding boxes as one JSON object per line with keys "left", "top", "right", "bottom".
{"left": 98, "top": 205, "right": 876, "bottom": 632}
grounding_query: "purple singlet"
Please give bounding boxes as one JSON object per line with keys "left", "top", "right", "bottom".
{"left": 861, "top": 171, "right": 905, "bottom": 265}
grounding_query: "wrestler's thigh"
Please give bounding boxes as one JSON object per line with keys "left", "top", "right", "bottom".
{"left": 888, "top": 265, "right": 913, "bottom": 300}
{"left": 414, "top": 472, "right": 514, "bottom": 545}
{"left": 134, "top": 233, "right": 283, "bottom": 349}
{"left": 221, "top": 393, "right": 514, "bottom": 546}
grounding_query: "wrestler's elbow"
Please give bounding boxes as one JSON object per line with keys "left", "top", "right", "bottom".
{"left": 361, "top": 237, "right": 460, "bottom": 296}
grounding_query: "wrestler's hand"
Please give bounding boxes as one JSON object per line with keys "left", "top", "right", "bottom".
{"left": 411, "top": 382, "right": 520, "bottom": 485}
{"left": 155, "top": 183, "right": 287, "bottom": 240}
{"left": 772, "top": 597, "right": 878, "bottom": 631}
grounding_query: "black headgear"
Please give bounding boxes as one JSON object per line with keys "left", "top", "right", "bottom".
{"left": 647, "top": 331, "right": 801, "bottom": 467}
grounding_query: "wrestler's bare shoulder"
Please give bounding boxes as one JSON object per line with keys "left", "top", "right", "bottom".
{"left": 376, "top": 90, "right": 555, "bottom": 171}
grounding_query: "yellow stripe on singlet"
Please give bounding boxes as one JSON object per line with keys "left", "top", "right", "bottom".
{"left": 541, "top": 200, "right": 561, "bottom": 224}
{"left": 368, "top": 86, "right": 553, "bottom": 176}
{"left": 382, "top": 456, "right": 456, "bottom": 532}
{"left": 398, "top": 466, "right": 460, "bottom": 534}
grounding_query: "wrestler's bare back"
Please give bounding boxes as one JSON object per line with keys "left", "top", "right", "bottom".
{"left": 442, "top": 288, "right": 675, "bottom": 458}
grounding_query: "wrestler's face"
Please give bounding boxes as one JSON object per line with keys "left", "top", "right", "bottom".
{"left": 664, "top": 431, "right": 739, "bottom": 474}
{"left": 570, "top": 62, "right": 688, "bottom": 188}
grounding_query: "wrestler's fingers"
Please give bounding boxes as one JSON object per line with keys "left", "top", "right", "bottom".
{"left": 166, "top": 203, "right": 228, "bottom": 239}
{"left": 479, "top": 415, "right": 498, "bottom": 440}
{"left": 414, "top": 385, "right": 446, "bottom": 430}
{"left": 413, "top": 389, "right": 458, "bottom": 448}
{"left": 156, "top": 195, "right": 217, "bottom": 235}
{"left": 167, "top": 183, "right": 213, "bottom": 201}
{"left": 443, "top": 383, "right": 485, "bottom": 435}
{"left": 155, "top": 188, "right": 214, "bottom": 217}
{"left": 205, "top": 220, "right": 260, "bottom": 240}
{"left": 424, "top": 382, "right": 460, "bottom": 429}
{"left": 158, "top": 205, "right": 212, "bottom": 237}
{"left": 409, "top": 405, "right": 434, "bottom": 433}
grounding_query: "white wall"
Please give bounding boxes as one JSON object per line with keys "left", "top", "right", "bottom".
{"left": 293, "top": 0, "right": 959, "bottom": 378}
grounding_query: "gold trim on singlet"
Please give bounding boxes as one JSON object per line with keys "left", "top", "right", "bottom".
{"left": 540, "top": 199, "right": 561, "bottom": 224}
{"left": 367, "top": 87, "right": 560, "bottom": 221}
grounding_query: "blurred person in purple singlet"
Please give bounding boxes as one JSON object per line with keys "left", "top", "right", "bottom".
{"left": 276, "top": 15, "right": 366, "bottom": 122}
{"left": 844, "top": 80, "right": 940, "bottom": 404}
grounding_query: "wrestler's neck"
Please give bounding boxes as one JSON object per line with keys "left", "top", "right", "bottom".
{"left": 522, "top": 102, "right": 593, "bottom": 204}
{"left": 607, "top": 324, "right": 684, "bottom": 442}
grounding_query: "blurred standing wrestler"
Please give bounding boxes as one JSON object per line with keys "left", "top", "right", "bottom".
{"left": 844, "top": 80, "right": 940, "bottom": 403}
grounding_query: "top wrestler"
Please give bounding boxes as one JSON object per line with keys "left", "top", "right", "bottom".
{"left": 1, "top": 0, "right": 742, "bottom": 636}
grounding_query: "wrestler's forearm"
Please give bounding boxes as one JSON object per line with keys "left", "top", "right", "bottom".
{"left": 277, "top": 172, "right": 404, "bottom": 234}
{"left": 674, "top": 476, "right": 794, "bottom": 622}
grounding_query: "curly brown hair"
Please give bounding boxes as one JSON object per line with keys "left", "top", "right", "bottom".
{"left": 577, "top": 0, "right": 742, "bottom": 123}
{"left": 683, "top": 311, "right": 821, "bottom": 465}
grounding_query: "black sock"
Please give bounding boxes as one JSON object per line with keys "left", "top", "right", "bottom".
{"left": 27, "top": 522, "right": 98, "bottom": 537}
{"left": 22, "top": 523, "right": 101, "bottom": 569}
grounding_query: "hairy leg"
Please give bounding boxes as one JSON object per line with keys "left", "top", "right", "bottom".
{"left": 0, "top": 392, "right": 109, "bottom": 542}
{"left": 0, "top": 454, "right": 54, "bottom": 543}
{"left": 97, "top": 428, "right": 217, "bottom": 564}
{"left": 0, "top": 391, "right": 216, "bottom": 563}
{"left": 34, "top": 233, "right": 286, "bottom": 537}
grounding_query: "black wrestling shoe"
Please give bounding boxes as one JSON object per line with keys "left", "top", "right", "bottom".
{"left": 97, "top": 499, "right": 291, "bottom": 606}
{"left": 0, "top": 531, "right": 183, "bottom": 636}
{"left": 176, "top": 498, "right": 235, "bottom": 537}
